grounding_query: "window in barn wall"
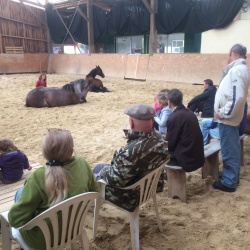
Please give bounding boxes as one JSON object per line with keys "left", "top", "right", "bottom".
{"left": 52, "top": 43, "right": 89, "bottom": 54}
{"left": 52, "top": 45, "right": 63, "bottom": 54}
{"left": 156, "top": 33, "right": 185, "bottom": 53}
{"left": 116, "top": 36, "right": 144, "bottom": 54}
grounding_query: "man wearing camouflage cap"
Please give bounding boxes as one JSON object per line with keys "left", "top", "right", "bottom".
{"left": 93, "top": 103, "right": 169, "bottom": 211}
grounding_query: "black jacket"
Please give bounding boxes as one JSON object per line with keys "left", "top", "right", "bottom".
{"left": 188, "top": 85, "right": 217, "bottom": 117}
{"left": 166, "top": 104, "right": 205, "bottom": 172}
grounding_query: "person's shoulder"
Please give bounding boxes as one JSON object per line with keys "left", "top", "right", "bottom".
{"left": 26, "top": 166, "right": 45, "bottom": 182}
{"left": 16, "top": 150, "right": 27, "bottom": 157}
{"left": 69, "top": 156, "right": 90, "bottom": 169}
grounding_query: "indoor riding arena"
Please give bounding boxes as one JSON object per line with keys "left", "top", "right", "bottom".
{"left": 1, "top": 0, "right": 250, "bottom": 249}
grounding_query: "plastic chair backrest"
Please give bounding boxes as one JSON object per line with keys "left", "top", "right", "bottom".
{"left": 19, "top": 192, "right": 99, "bottom": 249}
{"left": 120, "top": 165, "right": 163, "bottom": 206}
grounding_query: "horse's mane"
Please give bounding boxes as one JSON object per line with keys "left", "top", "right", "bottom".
{"left": 86, "top": 68, "right": 97, "bottom": 78}
{"left": 62, "top": 83, "right": 75, "bottom": 93}
{"left": 62, "top": 79, "right": 89, "bottom": 92}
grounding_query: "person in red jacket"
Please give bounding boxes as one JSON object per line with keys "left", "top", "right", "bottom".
{"left": 35, "top": 73, "right": 47, "bottom": 87}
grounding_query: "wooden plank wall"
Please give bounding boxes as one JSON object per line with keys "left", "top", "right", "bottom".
{"left": 0, "top": 0, "right": 48, "bottom": 53}
{"left": 0, "top": 54, "right": 49, "bottom": 74}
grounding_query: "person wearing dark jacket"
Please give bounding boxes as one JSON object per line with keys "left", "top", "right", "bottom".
{"left": 166, "top": 89, "right": 205, "bottom": 172}
{"left": 187, "top": 79, "right": 217, "bottom": 118}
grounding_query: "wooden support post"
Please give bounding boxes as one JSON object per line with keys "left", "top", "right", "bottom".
{"left": 23, "top": 23, "right": 25, "bottom": 52}
{"left": 87, "top": 0, "right": 95, "bottom": 54}
{"left": 149, "top": 0, "right": 157, "bottom": 56}
{"left": 0, "top": 34, "right": 2, "bottom": 53}
{"left": 45, "top": 6, "right": 52, "bottom": 54}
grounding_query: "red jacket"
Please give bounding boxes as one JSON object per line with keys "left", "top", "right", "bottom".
{"left": 35, "top": 79, "right": 47, "bottom": 87}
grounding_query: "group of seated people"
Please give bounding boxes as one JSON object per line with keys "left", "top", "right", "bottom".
{"left": 1, "top": 83, "right": 247, "bottom": 248}
{"left": 2, "top": 88, "right": 206, "bottom": 249}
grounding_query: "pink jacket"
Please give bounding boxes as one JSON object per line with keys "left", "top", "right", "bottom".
{"left": 153, "top": 95, "right": 162, "bottom": 113}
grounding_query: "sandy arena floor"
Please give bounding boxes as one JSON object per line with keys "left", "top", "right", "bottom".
{"left": 0, "top": 73, "right": 250, "bottom": 250}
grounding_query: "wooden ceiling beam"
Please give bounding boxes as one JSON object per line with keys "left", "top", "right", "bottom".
{"left": 141, "top": 0, "right": 154, "bottom": 14}
{"left": 68, "top": 0, "right": 88, "bottom": 21}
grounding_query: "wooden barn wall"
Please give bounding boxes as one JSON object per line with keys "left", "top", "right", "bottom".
{"left": 0, "top": 54, "right": 48, "bottom": 74}
{"left": 2, "top": 53, "right": 250, "bottom": 84}
{"left": 0, "top": 0, "right": 48, "bottom": 53}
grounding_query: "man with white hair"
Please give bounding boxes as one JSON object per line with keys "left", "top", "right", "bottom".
{"left": 213, "top": 43, "right": 250, "bottom": 192}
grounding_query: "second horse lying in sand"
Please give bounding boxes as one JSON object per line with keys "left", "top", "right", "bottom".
{"left": 85, "top": 65, "right": 109, "bottom": 92}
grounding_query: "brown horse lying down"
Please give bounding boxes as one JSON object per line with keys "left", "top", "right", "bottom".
{"left": 244, "top": 106, "right": 250, "bottom": 135}
{"left": 26, "top": 79, "right": 90, "bottom": 108}
{"left": 85, "top": 65, "right": 109, "bottom": 92}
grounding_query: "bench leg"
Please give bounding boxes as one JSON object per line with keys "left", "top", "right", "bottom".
{"left": 167, "top": 168, "right": 187, "bottom": 203}
{"left": 202, "top": 154, "right": 219, "bottom": 180}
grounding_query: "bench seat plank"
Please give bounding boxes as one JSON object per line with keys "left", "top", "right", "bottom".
{"left": 204, "top": 140, "right": 220, "bottom": 157}
{"left": 0, "top": 164, "right": 42, "bottom": 214}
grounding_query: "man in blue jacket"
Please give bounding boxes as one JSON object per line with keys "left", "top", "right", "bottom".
{"left": 187, "top": 79, "right": 217, "bottom": 118}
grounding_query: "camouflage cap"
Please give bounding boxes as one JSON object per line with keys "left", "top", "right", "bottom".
{"left": 124, "top": 104, "right": 155, "bottom": 120}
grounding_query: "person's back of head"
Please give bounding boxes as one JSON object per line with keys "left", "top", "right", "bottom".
{"left": 39, "top": 73, "right": 47, "bottom": 81}
{"left": 204, "top": 79, "right": 213, "bottom": 86}
{"left": 124, "top": 103, "right": 155, "bottom": 132}
{"left": 157, "top": 92, "right": 169, "bottom": 107}
{"left": 167, "top": 89, "right": 183, "bottom": 107}
{"left": 160, "top": 88, "right": 169, "bottom": 93}
{"left": 229, "top": 44, "right": 247, "bottom": 62}
{"left": 231, "top": 44, "right": 247, "bottom": 57}
{"left": 42, "top": 129, "right": 74, "bottom": 206}
{"left": 0, "top": 139, "right": 18, "bottom": 153}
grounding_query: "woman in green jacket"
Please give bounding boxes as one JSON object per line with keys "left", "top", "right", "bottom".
{"left": 8, "top": 128, "right": 98, "bottom": 249}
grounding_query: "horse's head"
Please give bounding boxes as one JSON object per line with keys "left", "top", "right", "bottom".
{"left": 96, "top": 65, "right": 105, "bottom": 78}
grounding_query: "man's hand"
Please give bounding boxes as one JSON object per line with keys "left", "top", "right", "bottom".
{"left": 214, "top": 112, "right": 221, "bottom": 120}
{"left": 28, "top": 166, "right": 33, "bottom": 171}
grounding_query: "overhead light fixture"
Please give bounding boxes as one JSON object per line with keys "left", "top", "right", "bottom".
{"left": 10, "top": 0, "right": 21, "bottom": 2}
{"left": 67, "top": 6, "right": 76, "bottom": 9}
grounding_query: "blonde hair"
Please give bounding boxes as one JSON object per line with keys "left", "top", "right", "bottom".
{"left": 0, "top": 139, "right": 18, "bottom": 153}
{"left": 157, "top": 92, "right": 169, "bottom": 107}
{"left": 42, "top": 129, "right": 74, "bottom": 207}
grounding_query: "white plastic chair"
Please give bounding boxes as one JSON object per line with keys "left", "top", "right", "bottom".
{"left": 1, "top": 192, "right": 99, "bottom": 250}
{"left": 93, "top": 165, "right": 164, "bottom": 250}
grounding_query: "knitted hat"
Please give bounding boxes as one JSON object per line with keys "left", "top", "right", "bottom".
{"left": 124, "top": 104, "right": 155, "bottom": 120}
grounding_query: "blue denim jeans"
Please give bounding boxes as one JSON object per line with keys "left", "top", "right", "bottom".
{"left": 200, "top": 119, "right": 220, "bottom": 145}
{"left": 93, "top": 163, "right": 109, "bottom": 181}
{"left": 14, "top": 187, "right": 24, "bottom": 202}
{"left": 219, "top": 123, "right": 240, "bottom": 188}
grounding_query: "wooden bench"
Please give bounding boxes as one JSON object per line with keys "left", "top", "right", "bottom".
{"left": 5, "top": 46, "right": 24, "bottom": 54}
{"left": 165, "top": 136, "right": 246, "bottom": 203}
{"left": 165, "top": 140, "right": 221, "bottom": 203}
{"left": 0, "top": 163, "right": 42, "bottom": 215}
{"left": 202, "top": 139, "right": 221, "bottom": 180}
